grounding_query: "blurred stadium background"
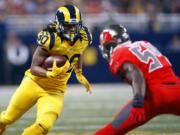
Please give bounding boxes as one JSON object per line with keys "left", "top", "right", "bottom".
{"left": 0, "top": 0, "right": 180, "bottom": 135}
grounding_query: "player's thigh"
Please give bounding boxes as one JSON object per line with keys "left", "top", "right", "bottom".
{"left": 2, "top": 77, "right": 40, "bottom": 122}
{"left": 163, "top": 84, "right": 180, "bottom": 114}
{"left": 37, "top": 93, "right": 64, "bottom": 119}
{"left": 149, "top": 83, "right": 180, "bottom": 114}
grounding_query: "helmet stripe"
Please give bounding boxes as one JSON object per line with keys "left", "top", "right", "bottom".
{"left": 58, "top": 7, "right": 70, "bottom": 22}
{"left": 74, "top": 6, "right": 81, "bottom": 21}
{"left": 56, "top": 10, "right": 65, "bottom": 22}
{"left": 64, "top": 5, "right": 77, "bottom": 22}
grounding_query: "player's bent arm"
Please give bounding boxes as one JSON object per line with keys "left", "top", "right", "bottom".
{"left": 74, "top": 57, "right": 92, "bottom": 93}
{"left": 30, "top": 46, "right": 49, "bottom": 77}
{"left": 119, "top": 62, "right": 146, "bottom": 107}
{"left": 74, "top": 56, "right": 82, "bottom": 72}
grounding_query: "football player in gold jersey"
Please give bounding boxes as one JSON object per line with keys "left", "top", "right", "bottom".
{"left": 0, "top": 5, "right": 92, "bottom": 135}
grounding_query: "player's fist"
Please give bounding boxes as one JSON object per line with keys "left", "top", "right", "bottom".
{"left": 130, "top": 107, "right": 145, "bottom": 123}
{"left": 46, "top": 59, "right": 70, "bottom": 78}
{"left": 75, "top": 69, "right": 92, "bottom": 94}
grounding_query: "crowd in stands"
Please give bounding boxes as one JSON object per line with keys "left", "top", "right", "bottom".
{"left": 0, "top": 0, "right": 179, "bottom": 15}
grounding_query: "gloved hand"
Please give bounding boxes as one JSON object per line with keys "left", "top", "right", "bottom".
{"left": 132, "top": 95, "right": 144, "bottom": 108}
{"left": 130, "top": 107, "right": 145, "bottom": 123}
{"left": 130, "top": 95, "right": 145, "bottom": 123}
{"left": 46, "top": 59, "right": 70, "bottom": 78}
{"left": 75, "top": 69, "right": 92, "bottom": 94}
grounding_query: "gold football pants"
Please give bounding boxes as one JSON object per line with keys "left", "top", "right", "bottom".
{"left": 0, "top": 77, "right": 64, "bottom": 134}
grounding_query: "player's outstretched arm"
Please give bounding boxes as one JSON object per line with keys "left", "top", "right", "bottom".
{"left": 119, "top": 62, "right": 146, "bottom": 107}
{"left": 30, "top": 46, "right": 49, "bottom": 77}
{"left": 74, "top": 58, "right": 92, "bottom": 94}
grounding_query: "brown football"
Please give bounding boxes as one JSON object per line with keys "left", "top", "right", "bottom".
{"left": 43, "top": 55, "right": 67, "bottom": 70}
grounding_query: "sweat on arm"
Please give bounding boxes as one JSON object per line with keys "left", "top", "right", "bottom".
{"left": 30, "top": 46, "right": 49, "bottom": 77}
{"left": 119, "top": 62, "right": 146, "bottom": 107}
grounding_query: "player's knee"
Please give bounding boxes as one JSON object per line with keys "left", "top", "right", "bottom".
{"left": 38, "top": 112, "right": 58, "bottom": 132}
{"left": 22, "top": 112, "right": 57, "bottom": 135}
{"left": 0, "top": 112, "right": 15, "bottom": 126}
{"left": 22, "top": 123, "right": 48, "bottom": 135}
{"left": 36, "top": 122, "right": 52, "bottom": 134}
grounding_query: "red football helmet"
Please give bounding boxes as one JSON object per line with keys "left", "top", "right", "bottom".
{"left": 99, "top": 24, "right": 131, "bottom": 61}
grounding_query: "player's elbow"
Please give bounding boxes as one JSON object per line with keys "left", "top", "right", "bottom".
{"left": 30, "top": 66, "right": 37, "bottom": 76}
{"left": 133, "top": 69, "right": 145, "bottom": 85}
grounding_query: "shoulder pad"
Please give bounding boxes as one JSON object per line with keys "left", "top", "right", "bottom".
{"left": 37, "top": 31, "right": 55, "bottom": 51}
{"left": 80, "top": 26, "right": 92, "bottom": 46}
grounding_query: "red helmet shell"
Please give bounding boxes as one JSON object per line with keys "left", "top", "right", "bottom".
{"left": 99, "top": 29, "right": 118, "bottom": 47}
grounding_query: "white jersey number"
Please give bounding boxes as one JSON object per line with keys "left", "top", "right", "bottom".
{"left": 129, "top": 42, "right": 163, "bottom": 73}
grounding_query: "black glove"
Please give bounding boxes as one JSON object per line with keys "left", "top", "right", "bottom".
{"left": 132, "top": 95, "right": 144, "bottom": 108}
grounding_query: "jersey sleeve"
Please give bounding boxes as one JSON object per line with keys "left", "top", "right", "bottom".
{"left": 80, "top": 26, "right": 92, "bottom": 50}
{"left": 36, "top": 31, "right": 55, "bottom": 51}
{"left": 109, "top": 47, "right": 135, "bottom": 75}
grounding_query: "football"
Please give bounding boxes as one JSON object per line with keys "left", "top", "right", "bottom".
{"left": 43, "top": 55, "right": 67, "bottom": 70}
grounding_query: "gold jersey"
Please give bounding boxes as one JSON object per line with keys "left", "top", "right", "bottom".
{"left": 25, "top": 26, "right": 92, "bottom": 93}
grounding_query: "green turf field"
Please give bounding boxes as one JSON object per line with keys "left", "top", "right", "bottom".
{"left": 0, "top": 84, "right": 180, "bottom": 135}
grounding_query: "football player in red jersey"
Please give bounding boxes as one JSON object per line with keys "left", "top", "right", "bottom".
{"left": 94, "top": 24, "right": 180, "bottom": 135}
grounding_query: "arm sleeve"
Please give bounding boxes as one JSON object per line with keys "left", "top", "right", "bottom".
{"left": 109, "top": 48, "right": 135, "bottom": 75}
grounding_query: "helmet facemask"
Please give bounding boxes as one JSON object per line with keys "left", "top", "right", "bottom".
{"left": 99, "top": 42, "right": 117, "bottom": 61}
{"left": 56, "top": 18, "right": 82, "bottom": 42}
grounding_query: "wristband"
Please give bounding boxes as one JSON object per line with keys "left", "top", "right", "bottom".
{"left": 75, "top": 68, "right": 82, "bottom": 74}
{"left": 132, "top": 95, "right": 144, "bottom": 108}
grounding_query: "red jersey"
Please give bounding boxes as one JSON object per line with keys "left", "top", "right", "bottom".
{"left": 109, "top": 41, "right": 179, "bottom": 84}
